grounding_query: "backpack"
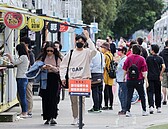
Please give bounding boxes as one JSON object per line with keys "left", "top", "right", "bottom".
{"left": 128, "top": 59, "right": 139, "bottom": 79}
{"left": 106, "top": 54, "right": 117, "bottom": 79}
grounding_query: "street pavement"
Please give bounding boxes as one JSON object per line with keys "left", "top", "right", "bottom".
{"left": 0, "top": 88, "right": 168, "bottom": 129}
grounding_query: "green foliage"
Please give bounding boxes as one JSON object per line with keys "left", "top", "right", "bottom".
{"left": 112, "top": 0, "right": 164, "bottom": 38}
{"left": 82, "top": 0, "right": 119, "bottom": 38}
{"left": 82, "top": 0, "right": 164, "bottom": 39}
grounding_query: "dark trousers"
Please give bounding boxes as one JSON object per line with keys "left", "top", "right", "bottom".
{"left": 147, "top": 80, "right": 161, "bottom": 108}
{"left": 91, "top": 82, "right": 103, "bottom": 110}
{"left": 104, "top": 85, "right": 113, "bottom": 107}
{"left": 126, "top": 80, "right": 146, "bottom": 112}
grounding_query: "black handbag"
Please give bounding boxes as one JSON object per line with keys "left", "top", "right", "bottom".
{"left": 91, "top": 52, "right": 103, "bottom": 85}
{"left": 91, "top": 73, "right": 103, "bottom": 85}
{"left": 63, "top": 50, "right": 73, "bottom": 89}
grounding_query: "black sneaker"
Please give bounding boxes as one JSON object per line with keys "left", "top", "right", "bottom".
{"left": 163, "top": 101, "right": 167, "bottom": 105}
{"left": 78, "top": 122, "right": 85, "bottom": 127}
{"left": 108, "top": 106, "right": 113, "bottom": 110}
{"left": 50, "top": 119, "right": 57, "bottom": 126}
{"left": 44, "top": 120, "right": 50, "bottom": 125}
{"left": 88, "top": 108, "right": 94, "bottom": 112}
{"left": 118, "top": 111, "right": 126, "bottom": 115}
{"left": 101, "top": 106, "right": 108, "bottom": 110}
{"left": 88, "top": 108, "right": 101, "bottom": 113}
{"left": 27, "top": 113, "right": 32, "bottom": 118}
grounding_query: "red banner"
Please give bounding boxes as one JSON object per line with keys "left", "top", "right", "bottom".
{"left": 59, "top": 21, "right": 69, "bottom": 32}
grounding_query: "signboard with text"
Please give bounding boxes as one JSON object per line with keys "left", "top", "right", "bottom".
{"left": 69, "top": 79, "right": 91, "bottom": 96}
{"left": 3, "top": 12, "right": 26, "bottom": 29}
{"left": 59, "top": 21, "right": 69, "bottom": 32}
{"left": 48, "top": 22, "right": 60, "bottom": 33}
{"left": 28, "top": 17, "right": 44, "bottom": 32}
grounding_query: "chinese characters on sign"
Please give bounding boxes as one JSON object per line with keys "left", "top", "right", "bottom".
{"left": 3, "top": 12, "right": 26, "bottom": 29}
{"left": 48, "top": 22, "right": 60, "bottom": 33}
{"left": 28, "top": 16, "right": 44, "bottom": 32}
{"left": 69, "top": 79, "right": 91, "bottom": 96}
{"left": 59, "top": 21, "right": 69, "bottom": 32}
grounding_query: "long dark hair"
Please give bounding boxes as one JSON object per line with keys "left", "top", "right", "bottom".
{"left": 16, "top": 43, "right": 29, "bottom": 58}
{"left": 37, "top": 41, "right": 62, "bottom": 64}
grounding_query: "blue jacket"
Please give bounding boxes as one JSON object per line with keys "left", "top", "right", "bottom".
{"left": 26, "top": 61, "right": 48, "bottom": 89}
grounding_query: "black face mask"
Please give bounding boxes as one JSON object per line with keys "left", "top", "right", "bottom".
{"left": 76, "top": 42, "right": 84, "bottom": 48}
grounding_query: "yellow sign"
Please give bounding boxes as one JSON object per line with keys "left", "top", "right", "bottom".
{"left": 28, "top": 17, "right": 44, "bottom": 32}
{"left": 18, "top": 14, "right": 26, "bottom": 30}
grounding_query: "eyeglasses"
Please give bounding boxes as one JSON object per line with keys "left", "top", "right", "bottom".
{"left": 46, "top": 50, "right": 54, "bottom": 52}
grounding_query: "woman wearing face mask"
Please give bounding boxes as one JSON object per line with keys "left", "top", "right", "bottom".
{"left": 100, "top": 42, "right": 114, "bottom": 110}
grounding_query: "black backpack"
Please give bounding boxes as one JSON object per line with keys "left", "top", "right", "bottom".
{"left": 128, "top": 59, "right": 139, "bottom": 79}
{"left": 106, "top": 54, "right": 117, "bottom": 79}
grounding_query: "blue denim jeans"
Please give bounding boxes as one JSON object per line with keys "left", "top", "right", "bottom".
{"left": 16, "top": 78, "right": 28, "bottom": 112}
{"left": 118, "top": 82, "right": 127, "bottom": 112}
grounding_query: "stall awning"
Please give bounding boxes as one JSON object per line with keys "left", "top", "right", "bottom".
{"left": 0, "top": 4, "right": 88, "bottom": 30}
{"left": 0, "top": 4, "right": 37, "bottom": 16}
{"left": 0, "top": 4, "right": 63, "bottom": 23}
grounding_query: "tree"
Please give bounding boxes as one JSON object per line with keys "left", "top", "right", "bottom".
{"left": 82, "top": 0, "right": 164, "bottom": 39}
{"left": 112, "top": 0, "right": 164, "bottom": 39}
{"left": 82, "top": 0, "right": 119, "bottom": 38}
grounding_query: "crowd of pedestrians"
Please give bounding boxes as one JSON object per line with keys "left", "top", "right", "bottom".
{"left": 4, "top": 31, "right": 168, "bottom": 126}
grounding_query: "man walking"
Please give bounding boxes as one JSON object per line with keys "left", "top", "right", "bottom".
{"left": 146, "top": 44, "right": 165, "bottom": 114}
{"left": 60, "top": 30, "right": 97, "bottom": 125}
{"left": 159, "top": 40, "right": 168, "bottom": 105}
{"left": 123, "top": 44, "right": 148, "bottom": 117}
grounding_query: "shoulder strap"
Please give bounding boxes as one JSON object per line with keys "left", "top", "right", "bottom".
{"left": 106, "top": 54, "right": 112, "bottom": 61}
{"left": 67, "top": 50, "right": 73, "bottom": 72}
{"left": 100, "top": 52, "right": 103, "bottom": 72}
{"left": 105, "top": 54, "right": 112, "bottom": 72}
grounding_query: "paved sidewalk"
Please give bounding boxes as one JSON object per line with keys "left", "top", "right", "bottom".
{"left": 0, "top": 89, "right": 168, "bottom": 129}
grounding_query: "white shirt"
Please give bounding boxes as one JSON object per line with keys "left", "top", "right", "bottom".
{"left": 60, "top": 38, "right": 97, "bottom": 80}
{"left": 90, "top": 51, "right": 105, "bottom": 73}
{"left": 12, "top": 55, "right": 29, "bottom": 78}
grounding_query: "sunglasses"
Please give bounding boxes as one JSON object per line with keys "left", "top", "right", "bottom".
{"left": 46, "top": 50, "right": 54, "bottom": 52}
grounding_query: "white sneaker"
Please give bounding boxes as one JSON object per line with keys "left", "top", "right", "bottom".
{"left": 126, "top": 111, "right": 131, "bottom": 117}
{"left": 71, "top": 118, "right": 78, "bottom": 125}
{"left": 149, "top": 107, "right": 154, "bottom": 114}
{"left": 157, "top": 107, "right": 161, "bottom": 113}
{"left": 142, "top": 111, "right": 148, "bottom": 116}
{"left": 20, "top": 114, "right": 31, "bottom": 118}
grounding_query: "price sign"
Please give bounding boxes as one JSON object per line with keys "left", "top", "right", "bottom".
{"left": 69, "top": 79, "right": 91, "bottom": 96}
